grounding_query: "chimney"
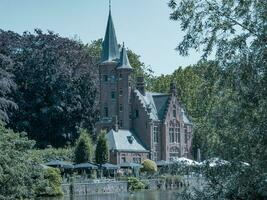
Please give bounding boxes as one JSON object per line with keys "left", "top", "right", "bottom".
{"left": 136, "top": 76, "right": 145, "bottom": 95}
{"left": 170, "top": 81, "right": 177, "bottom": 96}
{"left": 112, "top": 115, "right": 119, "bottom": 132}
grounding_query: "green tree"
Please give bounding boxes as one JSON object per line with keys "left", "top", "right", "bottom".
{"left": 169, "top": 0, "right": 266, "bottom": 199}
{"left": 0, "top": 122, "right": 44, "bottom": 199}
{"left": 0, "top": 53, "right": 17, "bottom": 122}
{"left": 0, "top": 29, "right": 99, "bottom": 147}
{"left": 74, "top": 129, "right": 94, "bottom": 163}
{"left": 95, "top": 132, "right": 108, "bottom": 165}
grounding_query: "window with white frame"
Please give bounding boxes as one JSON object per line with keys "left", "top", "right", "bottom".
{"left": 175, "top": 123, "right": 180, "bottom": 143}
{"left": 169, "top": 127, "right": 175, "bottom": 143}
{"left": 153, "top": 125, "right": 159, "bottom": 143}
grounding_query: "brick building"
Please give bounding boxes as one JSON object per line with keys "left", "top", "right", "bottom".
{"left": 97, "top": 8, "right": 193, "bottom": 164}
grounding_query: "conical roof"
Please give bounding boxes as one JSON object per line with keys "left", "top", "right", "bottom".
{"left": 101, "top": 9, "right": 120, "bottom": 63}
{"left": 117, "top": 43, "right": 132, "bottom": 70}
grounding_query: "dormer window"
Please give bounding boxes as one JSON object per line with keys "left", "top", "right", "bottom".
{"left": 127, "top": 136, "right": 134, "bottom": 144}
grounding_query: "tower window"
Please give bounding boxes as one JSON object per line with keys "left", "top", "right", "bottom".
{"left": 119, "top": 120, "right": 123, "bottom": 128}
{"left": 135, "top": 109, "right": 139, "bottom": 118}
{"left": 111, "top": 91, "right": 116, "bottom": 99}
{"left": 119, "top": 104, "right": 123, "bottom": 112}
{"left": 119, "top": 89, "right": 123, "bottom": 96}
{"left": 119, "top": 73, "right": 122, "bottom": 79}
{"left": 104, "top": 107, "right": 108, "bottom": 117}
{"left": 103, "top": 75, "right": 108, "bottom": 82}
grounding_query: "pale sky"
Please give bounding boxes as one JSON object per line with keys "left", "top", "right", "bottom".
{"left": 0, "top": 0, "right": 202, "bottom": 75}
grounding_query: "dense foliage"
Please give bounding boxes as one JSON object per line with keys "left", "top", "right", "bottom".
{"left": 0, "top": 122, "right": 43, "bottom": 199}
{"left": 167, "top": 0, "right": 267, "bottom": 199}
{"left": 141, "top": 159, "right": 157, "bottom": 174}
{"left": 0, "top": 52, "right": 17, "bottom": 122}
{"left": 31, "top": 147, "right": 74, "bottom": 163}
{"left": 95, "top": 132, "right": 108, "bottom": 165}
{"left": 40, "top": 168, "right": 63, "bottom": 197}
{"left": 74, "top": 129, "right": 94, "bottom": 163}
{"left": 0, "top": 29, "right": 99, "bottom": 147}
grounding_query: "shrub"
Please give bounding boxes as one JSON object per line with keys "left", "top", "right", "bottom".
{"left": 74, "top": 129, "right": 94, "bottom": 163}
{"left": 141, "top": 159, "right": 157, "bottom": 174}
{"left": 37, "top": 168, "right": 63, "bottom": 197}
{"left": 120, "top": 177, "right": 146, "bottom": 191}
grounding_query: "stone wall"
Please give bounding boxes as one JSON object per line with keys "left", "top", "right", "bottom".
{"left": 62, "top": 181, "right": 127, "bottom": 196}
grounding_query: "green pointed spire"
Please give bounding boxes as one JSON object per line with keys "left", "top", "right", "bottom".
{"left": 117, "top": 43, "right": 132, "bottom": 70}
{"left": 101, "top": 8, "right": 120, "bottom": 63}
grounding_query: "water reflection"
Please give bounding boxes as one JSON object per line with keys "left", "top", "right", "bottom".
{"left": 41, "top": 190, "right": 181, "bottom": 200}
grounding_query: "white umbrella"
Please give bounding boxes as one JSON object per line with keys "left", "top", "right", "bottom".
{"left": 176, "top": 157, "right": 200, "bottom": 166}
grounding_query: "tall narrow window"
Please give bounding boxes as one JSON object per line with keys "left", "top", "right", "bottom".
{"left": 104, "top": 107, "right": 108, "bottom": 117}
{"left": 173, "top": 105, "right": 176, "bottom": 118}
{"left": 111, "top": 91, "right": 115, "bottom": 99}
{"left": 169, "top": 127, "right": 174, "bottom": 143}
{"left": 119, "top": 88, "right": 123, "bottom": 96}
{"left": 135, "top": 109, "right": 139, "bottom": 118}
{"left": 103, "top": 75, "right": 108, "bottom": 82}
{"left": 119, "top": 120, "right": 123, "bottom": 128}
{"left": 119, "top": 104, "right": 123, "bottom": 112}
{"left": 153, "top": 125, "right": 159, "bottom": 143}
{"left": 121, "top": 154, "right": 126, "bottom": 163}
{"left": 175, "top": 124, "right": 180, "bottom": 143}
{"left": 173, "top": 109, "right": 176, "bottom": 118}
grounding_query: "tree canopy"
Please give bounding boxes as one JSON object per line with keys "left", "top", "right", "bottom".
{"left": 167, "top": 0, "right": 267, "bottom": 199}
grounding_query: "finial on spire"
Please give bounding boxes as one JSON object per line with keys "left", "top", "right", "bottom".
{"left": 122, "top": 42, "right": 125, "bottom": 47}
{"left": 109, "top": 0, "right": 111, "bottom": 11}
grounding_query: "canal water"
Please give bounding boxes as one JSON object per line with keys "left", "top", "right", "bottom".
{"left": 42, "top": 190, "right": 183, "bottom": 200}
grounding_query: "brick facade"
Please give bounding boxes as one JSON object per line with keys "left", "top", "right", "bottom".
{"left": 97, "top": 9, "right": 193, "bottom": 164}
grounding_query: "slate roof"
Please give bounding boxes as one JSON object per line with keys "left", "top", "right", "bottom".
{"left": 101, "top": 10, "right": 120, "bottom": 63}
{"left": 134, "top": 89, "right": 169, "bottom": 121}
{"left": 74, "top": 163, "right": 98, "bottom": 170}
{"left": 117, "top": 43, "right": 132, "bottom": 70}
{"left": 134, "top": 89, "right": 192, "bottom": 124}
{"left": 106, "top": 129, "right": 149, "bottom": 152}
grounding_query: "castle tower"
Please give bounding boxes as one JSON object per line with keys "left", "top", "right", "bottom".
{"left": 117, "top": 43, "right": 133, "bottom": 129}
{"left": 98, "top": 7, "right": 132, "bottom": 131}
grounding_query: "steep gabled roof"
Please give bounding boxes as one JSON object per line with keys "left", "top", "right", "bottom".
{"left": 134, "top": 89, "right": 192, "bottom": 124}
{"left": 101, "top": 10, "right": 120, "bottom": 63}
